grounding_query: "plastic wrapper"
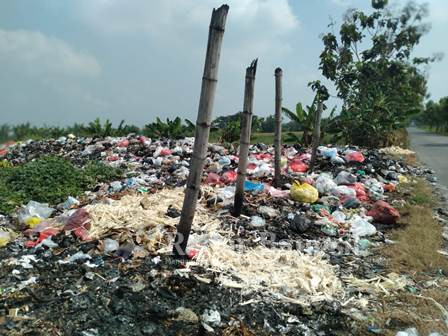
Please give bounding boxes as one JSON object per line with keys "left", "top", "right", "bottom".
{"left": 315, "top": 174, "right": 337, "bottom": 195}
{"left": 290, "top": 181, "right": 318, "bottom": 203}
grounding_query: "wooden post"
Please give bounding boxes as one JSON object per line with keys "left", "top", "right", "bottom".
{"left": 173, "top": 4, "right": 229, "bottom": 257}
{"left": 274, "top": 67, "right": 283, "bottom": 188}
{"left": 233, "top": 59, "right": 258, "bottom": 217}
{"left": 309, "top": 101, "right": 323, "bottom": 171}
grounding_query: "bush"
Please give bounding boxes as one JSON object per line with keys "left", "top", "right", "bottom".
{"left": 0, "top": 156, "right": 122, "bottom": 215}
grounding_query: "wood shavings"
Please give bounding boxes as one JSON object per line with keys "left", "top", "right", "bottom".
{"left": 379, "top": 146, "right": 415, "bottom": 156}
{"left": 190, "top": 239, "right": 343, "bottom": 304}
{"left": 343, "top": 272, "right": 411, "bottom": 295}
{"left": 84, "top": 188, "right": 220, "bottom": 242}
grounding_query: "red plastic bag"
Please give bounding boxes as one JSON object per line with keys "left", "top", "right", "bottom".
{"left": 384, "top": 183, "right": 396, "bottom": 192}
{"left": 117, "top": 139, "right": 129, "bottom": 148}
{"left": 205, "top": 172, "right": 220, "bottom": 185}
{"left": 255, "top": 153, "right": 272, "bottom": 161}
{"left": 25, "top": 227, "right": 60, "bottom": 248}
{"left": 220, "top": 171, "right": 237, "bottom": 184}
{"left": 345, "top": 151, "right": 365, "bottom": 163}
{"left": 348, "top": 183, "right": 369, "bottom": 202}
{"left": 289, "top": 160, "right": 308, "bottom": 173}
{"left": 0, "top": 149, "right": 7, "bottom": 157}
{"left": 367, "top": 200, "right": 400, "bottom": 224}
{"left": 160, "top": 148, "right": 172, "bottom": 156}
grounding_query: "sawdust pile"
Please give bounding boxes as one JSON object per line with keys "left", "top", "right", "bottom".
{"left": 379, "top": 146, "right": 415, "bottom": 156}
{"left": 190, "top": 239, "right": 344, "bottom": 304}
{"left": 85, "top": 188, "right": 220, "bottom": 240}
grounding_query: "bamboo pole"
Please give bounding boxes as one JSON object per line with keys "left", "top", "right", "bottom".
{"left": 274, "top": 67, "right": 283, "bottom": 188}
{"left": 173, "top": 4, "right": 229, "bottom": 257}
{"left": 309, "top": 101, "right": 323, "bottom": 171}
{"left": 233, "top": 59, "right": 258, "bottom": 217}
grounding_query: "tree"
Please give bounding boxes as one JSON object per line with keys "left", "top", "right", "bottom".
{"left": 143, "top": 117, "right": 194, "bottom": 139}
{"left": 318, "top": 0, "right": 439, "bottom": 146}
{"left": 282, "top": 91, "right": 335, "bottom": 146}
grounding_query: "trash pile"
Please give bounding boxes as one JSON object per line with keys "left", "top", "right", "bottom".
{"left": 0, "top": 136, "right": 444, "bottom": 335}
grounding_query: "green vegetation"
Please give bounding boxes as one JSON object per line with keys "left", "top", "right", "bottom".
{"left": 282, "top": 93, "right": 336, "bottom": 146}
{"left": 316, "top": 0, "right": 438, "bottom": 147}
{"left": 0, "top": 156, "right": 122, "bottom": 215}
{"left": 416, "top": 97, "right": 448, "bottom": 134}
{"left": 143, "top": 117, "right": 195, "bottom": 139}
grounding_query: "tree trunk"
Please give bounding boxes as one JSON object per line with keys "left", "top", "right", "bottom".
{"left": 273, "top": 67, "right": 283, "bottom": 188}
{"left": 173, "top": 4, "right": 229, "bottom": 257}
{"left": 233, "top": 59, "right": 258, "bottom": 217}
{"left": 309, "top": 102, "right": 323, "bottom": 171}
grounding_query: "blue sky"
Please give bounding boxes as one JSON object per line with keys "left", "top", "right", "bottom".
{"left": 0, "top": 0, "right": 447, "bottom": 126}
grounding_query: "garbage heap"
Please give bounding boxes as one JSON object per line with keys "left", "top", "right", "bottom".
{"left": 0, "top": 135, "right": 432, "bottom": 335}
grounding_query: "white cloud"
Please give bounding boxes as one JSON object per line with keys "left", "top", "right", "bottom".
{"left": 0, "top": 29, "right": 101, "bottom": 77}
{"left": 81, "top": 0, "right": 298, "bottom": 35}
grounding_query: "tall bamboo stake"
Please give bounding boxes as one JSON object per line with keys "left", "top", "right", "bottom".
{"left": 274, "top": 67, "right": 283, "bottom": 188}
{"left": 309, "top": 101, "right": 323, "bottom": 171}
{"left": 233, "top": 59, "right": 258, "bottom": 217}
{"left": 173, "top": 4, "right": 229, "bottom": 256}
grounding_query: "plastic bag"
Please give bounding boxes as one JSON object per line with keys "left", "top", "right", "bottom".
{"left": 349, "top": 215, "right": 377, "bottom": 239}
{"left": 348, "top": 182, "right": 369, "bottom": 202}
{"left": 334, "top": 171, "right": 357, "bottom": 185}
{"left": 367, "top": 200, "right": 400, "bottom": 224}
{"left": 244, "top": 180, "right": 264, "bottom": 193}
{"left": 205, "top": 172, "right": 220, "bottom": 185}
{"left": 221, "top": 171, "right": 237, "bottom": 184}
{"left": 218, "top": 156, "right": 231, "bottom": 167}
{"left": 345, "top": 150, "right": 365, "bottom": 163}
{"left": 19, "top": 201, "right": 55, "bottom": 228}
{"left": 318, "top": 146, "right": 338, "bottom": 158}
{"left": 0, "top": 231, "right": 11, "bottom": 247}
{"left": 290, "top": 181, "right": 318, "bottom": 203}
{"left": 315, "top": 174, "right": 337, "bottom": 195}
{"left": 289, "top": 160, "right": 308, "bottom": 173}
{"left": 330, "top": 186, "right": 356, "bottom": 199}
{"left": 268, "top": 187, "right": 289, "bottom": 198}
{"left": 364, "top": 178, "right": 384, "bottom": 201}
{"left": 331, "top": 155, "right": 345, "bottom": 165}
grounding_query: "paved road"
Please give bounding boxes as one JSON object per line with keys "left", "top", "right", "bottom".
{"left": 408, "top": 127, "right": 448, "bottom": 187}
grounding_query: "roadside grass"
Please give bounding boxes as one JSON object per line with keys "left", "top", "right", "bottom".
{"left": 368, "top": 179, "right": 448, "bottom": 335}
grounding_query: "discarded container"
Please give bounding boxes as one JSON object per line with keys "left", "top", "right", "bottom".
{"left": 367, "top": 200, "right": 400, "bottom": 224}
{"left": 290, "top": 181, "right": 318, "bottom": 203}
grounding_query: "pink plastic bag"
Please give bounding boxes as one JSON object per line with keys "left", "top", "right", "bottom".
{"left": 221, "top": 171, "right": 237, "bottom": 184}
{"left": 289, "top": 160, "right": 308, "bottom": 173}
{"left": 345, "top": 151, "right": 365, "bottom": 163}
{"left": 348, "top": 182, "right": 369, "bottom": 202}
{"left": 205, "top": 172, "right": 220, "bottom": 185}
{"left": 117, "top": 139, "right": 129, "bottom": 148}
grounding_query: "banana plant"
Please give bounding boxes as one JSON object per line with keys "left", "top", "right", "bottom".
{"left": 282, "top": 94, "right": 337, "bottom": 146}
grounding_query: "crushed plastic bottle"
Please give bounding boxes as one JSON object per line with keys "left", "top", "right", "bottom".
{"left": 250, "top": 216, "right": 266, "bottom": 228}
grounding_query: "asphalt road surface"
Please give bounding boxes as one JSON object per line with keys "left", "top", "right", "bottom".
{"left": 408, "top": 127, "right": 448, "bottom": 187}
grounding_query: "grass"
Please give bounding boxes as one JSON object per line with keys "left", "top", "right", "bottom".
{"left": 0, "top": 156, "right": 122, "bottom": 215}
{"left": 365, "top": 179, "right": 448, "bottom": 335}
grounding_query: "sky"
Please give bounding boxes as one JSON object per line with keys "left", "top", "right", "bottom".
{"left": 0, "top": 0, "right": 447, "bottom": 127}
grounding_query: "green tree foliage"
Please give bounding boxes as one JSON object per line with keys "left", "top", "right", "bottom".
{"left": 143, "top": 117, "right": 194, "bottom": 139}
{"left": 282, "top": 92, "right": 336, "bottom": 146}
{"left": 416, "top": 97, "right": 448, "bottom": 133}
{"left": 319, "top": 0, "right": 438, "bottom": 146}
